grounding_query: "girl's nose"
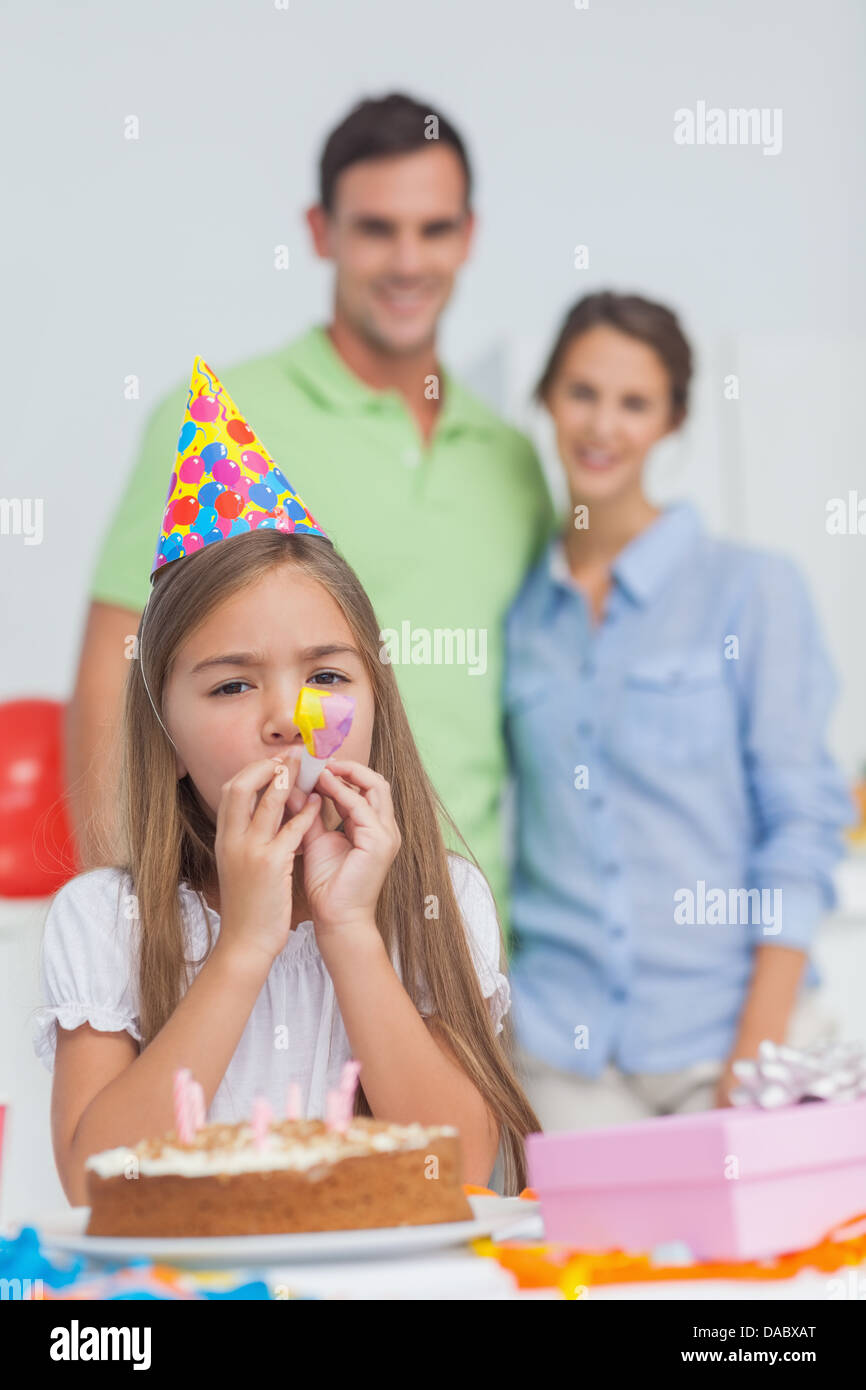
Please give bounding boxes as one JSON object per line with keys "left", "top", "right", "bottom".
{"left": 262, "top": 693, "right": 304, "bottom": 748}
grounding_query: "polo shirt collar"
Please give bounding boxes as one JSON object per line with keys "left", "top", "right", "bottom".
{"left": 281, "top": 324, "right": 494, "bottom": 436}
{"left": 544, "top": 501, "right": 703, "bottom": 617}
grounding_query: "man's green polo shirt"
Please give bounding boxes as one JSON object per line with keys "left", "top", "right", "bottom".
{"left": 90, "top": 326, "right": 557, "bottom": 943}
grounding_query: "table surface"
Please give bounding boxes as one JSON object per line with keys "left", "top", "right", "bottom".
{"left": 12, "top": 1201, "right": 865, "bottom": 1301}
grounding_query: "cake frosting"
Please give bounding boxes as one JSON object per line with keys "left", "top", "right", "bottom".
{"left": 85, "top": 1116, "right": 459, "bottom": 1180}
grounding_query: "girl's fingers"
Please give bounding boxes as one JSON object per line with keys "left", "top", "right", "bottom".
{"left": 319, "top": 759, "right": 396, "bottom": 824}
{"left": 219, "top": 757, "right": 297, "bottom": 840}
{"left": 298, "top": 795, "right": 327, "bottom": 851}
{"left": 320, "top": 759, "right": 382, "bottom": 788}
{"left": 314, "top": 766, "right": 400, "bottom": 862}
{"left": 314, "top": 765, "right": 378, "bottom": 830}
{"left": 248, "top": 752, "right": 302, "bottom": 842}
{"left": 277, "top": 790, "right": 323, "bottom": 852}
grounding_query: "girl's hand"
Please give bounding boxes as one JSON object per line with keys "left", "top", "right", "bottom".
{"left": 297, "top": 759, "right": 401, "bottom": 942}
{"left": 213, "top": 753, "right": 322, "bottom": 970}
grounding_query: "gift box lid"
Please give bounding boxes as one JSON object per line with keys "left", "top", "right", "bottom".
{"left": 526, "top": 1096, "right": 866, "bottom": 1190}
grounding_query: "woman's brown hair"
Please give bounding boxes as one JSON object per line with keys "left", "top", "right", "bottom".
{"left": 112, "top": 528, "right": 540, "bottom": 1192}
{"left": 535, "top": 290, "right": 693, "bottom": 425}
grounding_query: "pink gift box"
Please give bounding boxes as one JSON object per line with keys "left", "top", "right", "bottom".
{"left": 526, "top": 1096, "right": 866, "bottom": 1261}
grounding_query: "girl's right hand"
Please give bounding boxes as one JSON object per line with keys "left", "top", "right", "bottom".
{"left": 213, "top": 753, "right": 322, "bottom": 970}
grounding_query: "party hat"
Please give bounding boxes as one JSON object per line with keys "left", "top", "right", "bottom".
{"left": 151, "top": 357, "right": 328, "bottom": 579}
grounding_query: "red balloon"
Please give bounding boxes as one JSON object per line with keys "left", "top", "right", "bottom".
{"left": 227, "top": 419, "right": 255, "bottom": 446}
{"left": 172, "top": 494, "right": 200, "bottom": 526}
{"left": 215, "top": 489, "right": 243, "bottom": 519}
{"left": 0, "top": 699, "right": 78, "bottom": 897}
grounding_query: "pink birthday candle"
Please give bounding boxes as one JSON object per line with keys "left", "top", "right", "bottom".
{"left": 338, "top": 1059, "right": 362, "bottom": 1107}
{"left": 173, "top": 1067, "right": 195, "bottom": 1144}
{"left": 285, "top": 1081, "right": 302, "bottom": 1121}
{"left": 324, "top": 1088, "right": 347, "bottom": 1132}
{"left": 325, "top": 1060, "right": 362, "bottom": 1132}
{"left": 189, "top": 1080, "right": 206, "bottom": 1130}
{"left": 251, "top": 1096, "right": 273, "bottom": 1152}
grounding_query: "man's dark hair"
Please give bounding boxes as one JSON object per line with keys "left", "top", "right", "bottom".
{"left": 319, "top": 92, "right": 472, "bottom": 212}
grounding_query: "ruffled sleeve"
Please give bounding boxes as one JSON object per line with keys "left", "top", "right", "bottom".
{"left": 31, "top": 867, "right": 143, "bottom": 1072}
{"left": 396, "top": 854, "right": 512, "bottom": 1035}
{"left": 447, "top": 855, "right": 512, "bottom": 1035}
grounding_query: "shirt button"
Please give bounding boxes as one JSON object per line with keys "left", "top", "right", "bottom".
{"left": 602, "top": 861, "right": 620, "bottom": 877}
{"left": 610, "top": 924, "right": 625, "bottom": 939}
{"left": 577, "top": 721, "right": 593, "bottom": 737}
{"left": 583, "top": 660, "right": 596, "bottom": 678}
{"left": 612, "top": 986, "right": 627, "bottom": 1002}
{"left": 402, "top": 447, "right": 421, "bottom": 468}
{"left": 590, "top": 794, "right": 604, "bottom": 810}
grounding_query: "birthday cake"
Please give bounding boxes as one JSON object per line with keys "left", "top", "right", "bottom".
{"left": 84, "top": 1114, "right": 474, "bottom": 1238}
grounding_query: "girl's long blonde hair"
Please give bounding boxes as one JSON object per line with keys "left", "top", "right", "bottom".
{"left": 114, "top": 528, "right": 541, "bottom": 1193}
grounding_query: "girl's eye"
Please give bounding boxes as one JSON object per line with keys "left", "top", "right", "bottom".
{"left": 211, "top": 681, "right": 252, "bottom": 697}
{"left": 309, "top": 671, "right": 349, "bottom": 688}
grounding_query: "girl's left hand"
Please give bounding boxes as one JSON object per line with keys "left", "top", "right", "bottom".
{"left": 296, "top": 759, "right": 402, "bottom": 939}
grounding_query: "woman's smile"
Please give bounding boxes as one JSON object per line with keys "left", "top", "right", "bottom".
{"left": 573, "top": 445, "right": 623, "bottom": 471}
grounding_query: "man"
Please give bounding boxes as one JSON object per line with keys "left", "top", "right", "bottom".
{"left": 67, "top": 91, "right": 557, "bottom": 940}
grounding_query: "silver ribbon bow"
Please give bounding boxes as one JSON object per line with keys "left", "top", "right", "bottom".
{"left": 729, "top": 1039, "right": 866, "bottom": 1108}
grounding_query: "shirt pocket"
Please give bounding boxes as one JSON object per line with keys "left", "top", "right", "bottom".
{"left": 616, "top": 649, "right": 729, "bottom": 766}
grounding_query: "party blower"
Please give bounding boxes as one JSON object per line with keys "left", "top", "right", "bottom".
{"left": 292, "top": 686, "right": 355, "bottom": 793}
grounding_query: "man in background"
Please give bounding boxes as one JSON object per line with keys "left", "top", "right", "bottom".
{"left": 67, "top": 91, "right": 556, "bottom": 938}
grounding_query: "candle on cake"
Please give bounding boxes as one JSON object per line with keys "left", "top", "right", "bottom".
{"left": 172, "top": 1067, "right": 196, "bottom": 1143}
{"left": 325, "top": 1059, "right": 363, "bottom": 1133}
{"left": 251, "top": 1096, "right": 274, "bottom": 1152}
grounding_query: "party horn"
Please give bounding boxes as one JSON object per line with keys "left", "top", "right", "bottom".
{"left": 293, "top": 686, "right": 355, "bottom": 792}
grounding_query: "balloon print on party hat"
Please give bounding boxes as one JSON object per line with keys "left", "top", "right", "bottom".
{"left": 151, "top": 357, "right": 329, "bottom": 580}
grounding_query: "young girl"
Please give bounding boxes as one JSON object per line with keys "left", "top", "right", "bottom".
{"left": 33, "top": 361, "right": 541, "bottom": 1203}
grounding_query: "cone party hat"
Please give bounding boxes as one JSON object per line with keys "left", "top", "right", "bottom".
{"left": 151, "top": 357, "right": 328, "bottom": 579}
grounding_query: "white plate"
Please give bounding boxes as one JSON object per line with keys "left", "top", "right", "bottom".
{"left": 33, "top": 1196, "right": 539, "bottom": 1269}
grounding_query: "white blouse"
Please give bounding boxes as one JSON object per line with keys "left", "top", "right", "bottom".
{"left": 32, "top": 852, "right": 511, "bottom": 1124}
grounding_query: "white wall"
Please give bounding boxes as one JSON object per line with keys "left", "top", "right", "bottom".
{"left": 2, "top": 0, "right": 864, "bottom": 770}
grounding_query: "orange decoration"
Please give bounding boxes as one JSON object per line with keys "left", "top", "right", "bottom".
{"left": 469, "top": 1210, "right": 866, "bottom": 1297}
{"left": 461, "top": 1184, "right": 538, "bottom": 1201}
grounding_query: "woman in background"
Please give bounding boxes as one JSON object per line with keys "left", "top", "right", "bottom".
{"left": 503, "top": 291, "right": 854, "bottom": 1131}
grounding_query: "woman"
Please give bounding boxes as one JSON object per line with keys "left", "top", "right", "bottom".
{"left": 503, "top": 291, "right": 854, "bottom": 1131}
